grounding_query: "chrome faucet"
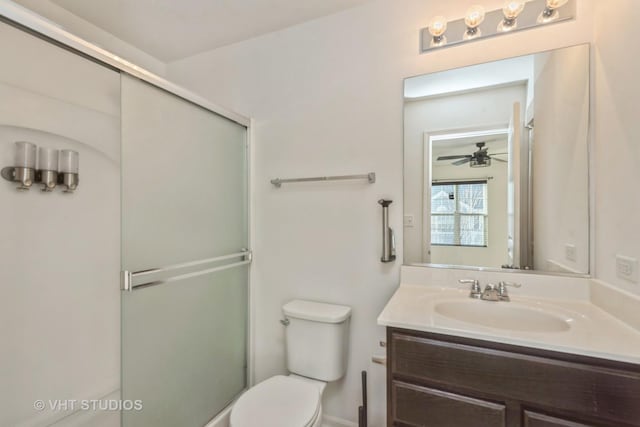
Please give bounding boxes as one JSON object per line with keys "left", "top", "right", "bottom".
{"left": 459, "top": 279, "right": 521, "bottom": 302}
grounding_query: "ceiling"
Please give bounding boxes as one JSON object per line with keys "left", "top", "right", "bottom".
{"left": 404, "top": 54, "right": 533, "bottom": 99}
{"left": 42, "top": 0, "right": 372, "bottom": 62}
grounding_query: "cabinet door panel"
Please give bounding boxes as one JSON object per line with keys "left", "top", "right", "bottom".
{"left": 393, "top": 381, "right": 506, "bottom": 427}
{"left": 523, "top": 411, "right": 596, "bottom": 427}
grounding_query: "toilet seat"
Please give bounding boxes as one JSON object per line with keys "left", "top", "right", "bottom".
{"left": 230, "top": 375, "right": 321, "bottom": 427}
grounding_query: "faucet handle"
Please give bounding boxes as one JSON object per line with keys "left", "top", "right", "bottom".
{"left": 459, "top": 279, "right": 482, "bottom": 298}
{"left": 499, "top": 281, "right": 521, "bottom": 290}
{"left": 497, "top": 281, "right": 521, "bottom": 301}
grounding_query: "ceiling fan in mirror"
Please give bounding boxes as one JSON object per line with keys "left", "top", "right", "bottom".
{"left": 437, "top": 142, "right": 507, "bottom": 168}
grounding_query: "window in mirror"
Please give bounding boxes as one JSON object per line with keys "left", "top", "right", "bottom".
{"left": 431, "top": 181, "right": 488, "bottom": 247}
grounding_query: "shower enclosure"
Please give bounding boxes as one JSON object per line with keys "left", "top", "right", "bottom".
{"left": 120, "top": 75, "right": 250, "bottom": 426}
{"left": 0, "top": 5, "right": 251, "bottom": 426}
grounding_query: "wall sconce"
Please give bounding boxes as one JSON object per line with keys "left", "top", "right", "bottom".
{"left": 421, "top": 0, "right": 576, "bottom": 53}
{"left": 538, "top": 0, "right": 570, "bottom": 23}
{"left": 2, "top": 142, "right": 80, "bottom": 193}
{"left": 498, "top": 0, "right": 526, "bottom": 32}
{"left": 464, "top": 5, "right": 486, "bottom": 40}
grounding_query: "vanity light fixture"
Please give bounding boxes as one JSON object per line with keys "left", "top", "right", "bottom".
{"left": 537, "top": 0, "right": 570, "bottom": 23}
{"left": 428, "top": 16, "right": 448, "bottom": 47}
{"left": 498, "top": 0, "right": 526, "bottom": 32}
{"left": 421, "top": 0, "right": 575, "bottom": 53}
{"left": 464, "top": 5, "right": 486, "bottom": 40}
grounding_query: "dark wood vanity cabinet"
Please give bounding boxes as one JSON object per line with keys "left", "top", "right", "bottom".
{"left": 386, "top": 328, "right": 640, "bottom": 427}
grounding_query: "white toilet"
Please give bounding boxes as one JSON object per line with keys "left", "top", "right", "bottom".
{"left": 230, "top": 299, "right": 352, "bottom": 427}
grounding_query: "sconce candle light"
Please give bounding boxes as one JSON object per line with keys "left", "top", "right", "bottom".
{"left": 421, "top": 0, "right": 576, "bottom": 53}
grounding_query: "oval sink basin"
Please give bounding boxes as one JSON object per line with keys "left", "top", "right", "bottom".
{"left": 434, "top": 300, "right": 571, "bottom": 333}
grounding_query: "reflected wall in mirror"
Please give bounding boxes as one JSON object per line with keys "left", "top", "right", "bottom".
{"left": 404, "top": 44, "right": 590, "bottom": 275}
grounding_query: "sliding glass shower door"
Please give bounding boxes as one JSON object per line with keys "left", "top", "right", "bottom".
{"left": 120, "top": 74, "right": 249, "bottom": 426}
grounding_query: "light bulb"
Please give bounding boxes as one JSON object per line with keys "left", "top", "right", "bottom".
{"left": 502, "top": 0, "right": 526, "bottom": 19}
{"left": 428, "top": 16, "right": 448, "bottom": 47}
{"left": 465, "top": 5, "right": 486, "bottom": 28}
{"left": 538, "top": 0, "right": 569, "bottom": 23}
{"left": 498, "top": 0, "right": 525, "bottom": 32}
{"left": 546, "top": 0, "right": 569, "bottom": 8}
{"left": 428, "top": 16, "right": 447, "bottom": 37}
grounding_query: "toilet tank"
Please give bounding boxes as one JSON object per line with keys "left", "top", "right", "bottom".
{"left": 282, "top": 300, "right": 351, "bottom": 382}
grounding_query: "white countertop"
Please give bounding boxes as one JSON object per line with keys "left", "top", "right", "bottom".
{"left": 378, "top": 283, "right": 640, "bottom": 365}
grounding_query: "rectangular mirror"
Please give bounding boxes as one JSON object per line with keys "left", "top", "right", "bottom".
{"left": 403, "top": 44, "right": 590, "bottom": 275}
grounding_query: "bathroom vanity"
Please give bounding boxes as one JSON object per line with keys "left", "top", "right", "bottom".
{"left": 386, "top": 328, "right": 640, "bottom": 427}
{"left": 378, "top": 267, "right": 640, "bottom": 427}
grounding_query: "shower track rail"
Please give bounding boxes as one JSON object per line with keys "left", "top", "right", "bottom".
{"left": 121, "top": 250, "right": 252, "bottom": 291}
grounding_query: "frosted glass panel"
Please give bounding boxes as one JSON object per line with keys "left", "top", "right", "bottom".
{"left": 121, "top": 74, "right": 248, "bottom": 272}
{"left": 121, "top": 74, "right": 248, "bottom": 426}
{"left": 122, "top": 267, "right": 248, "bottom": 426}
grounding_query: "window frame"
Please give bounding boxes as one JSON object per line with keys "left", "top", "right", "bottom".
{"left": 430, "top": 180, "right": 489, "bottom": 248}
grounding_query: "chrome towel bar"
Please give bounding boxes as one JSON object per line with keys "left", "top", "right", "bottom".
{"left": 121, "top": 250, "right": 252, "bottom": 291}
{"left": 271, "top": 172, "right": 375, "bottom": 188}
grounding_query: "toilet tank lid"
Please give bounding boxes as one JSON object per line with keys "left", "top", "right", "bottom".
{"left": 283, "top": 300, "right": 352, "bottom": 323}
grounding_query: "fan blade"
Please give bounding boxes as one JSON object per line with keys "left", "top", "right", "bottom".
{"left": 453, "top": 158, "right": 471, "bottom": 166}
{"left": 437, "top": 155, "right": 472, "bottom": 161}
{"left": 489, "top": 152, "right": 508, "bottom": 156}
{"left": 492, "top": 157, "right": 507, "bottom": 163}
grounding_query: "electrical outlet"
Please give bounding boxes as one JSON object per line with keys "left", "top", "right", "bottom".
{"left": 565, "top": 244, "right": 577, "bottom": 262}
{"left": 616, "top": 255, "right": 638, "bottom": 283}
{"left": 404, "top": 215, "right": 414, "bottom": 228}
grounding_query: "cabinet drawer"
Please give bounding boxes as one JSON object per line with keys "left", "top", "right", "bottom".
{"left": 392, "top": 381, "right": 506, "bottom": 427}
{"left": 523, "top": 411, "right": 596, "bottom": 427}
{"left": 390, "top": 331, "right": 640, "bottom": 426}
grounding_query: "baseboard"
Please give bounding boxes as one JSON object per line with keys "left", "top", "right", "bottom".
{"left": 204, "top": 402, "right": 233, "bottom": 427}
{"left": 322, "top": 414, "right": 359, "bottom": 427}
{"left": 202, "top": 401, "right": 360, "bottom": 427}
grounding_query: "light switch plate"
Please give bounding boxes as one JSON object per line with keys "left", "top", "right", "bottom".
{"left": 565, "top": 244, "right": 577, "bottom": 262}
{"left": 616, "top": 255, "right": 638, "bottom": 283}
{"left": 404, "top": 215, "right": 414, "bottom": 228}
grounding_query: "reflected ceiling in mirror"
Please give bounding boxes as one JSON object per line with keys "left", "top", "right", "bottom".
{"left": 403, "top": 44, "right": 590, "bottom": 276}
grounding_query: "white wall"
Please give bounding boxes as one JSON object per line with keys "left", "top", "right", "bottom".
{"left": 0, "top": 22, "right": 120, "bottom": 427}
{"left": 404, "top": 84, "right": 525, "bottom": 266}
{"left": 592, "top": 0, "right": 640, "bottom": 294}
{"left": 10, "top": 0, "right": 167, "bottom": 76}
{"left": 532, "top": 46, "right": 590, "bottom": 273}
{"left": 166, "top": 0, "right": 595, "bottom": 424}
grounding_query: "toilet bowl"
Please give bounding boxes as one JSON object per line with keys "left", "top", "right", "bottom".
{"left": 230, "top": 300, "right": 351, "bottom": 427}
{"left": 230, "top": 375, "right": 325, "bottom": 427}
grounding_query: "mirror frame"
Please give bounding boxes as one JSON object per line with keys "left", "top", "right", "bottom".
{"left": 402, "top": 43, "right": 592, "bottom": 278}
